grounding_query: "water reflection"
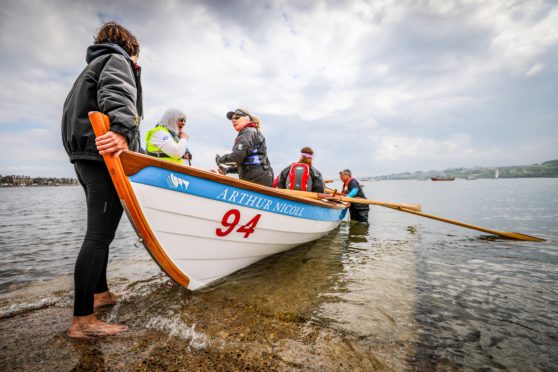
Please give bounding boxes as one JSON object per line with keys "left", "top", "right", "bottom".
{"left": 313, "top": 220, "right": 420, "bottom": 370}
{"left": 197, "top": 228, "right": 346, "bottom": 322}
{"left": 348, "top": 221, "right": 370, "bottom": 244}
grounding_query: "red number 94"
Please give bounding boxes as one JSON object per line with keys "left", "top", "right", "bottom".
{"left": 216, "top": 209, "right": 261, "bottom": 239}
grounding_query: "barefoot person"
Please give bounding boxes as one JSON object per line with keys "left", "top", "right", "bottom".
{"left": 61, "top": 22, "right": 143, "bottom": 338}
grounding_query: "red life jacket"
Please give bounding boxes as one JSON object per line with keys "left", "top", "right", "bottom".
{"left": 342, "top": 177, "right": 354, "bottom": 195}
{"left": 286, "top": 163, "right": 312, "bottom": 191}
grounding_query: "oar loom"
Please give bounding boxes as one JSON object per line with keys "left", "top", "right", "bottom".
{"left": 279, "top": 188, "right": 545, "bottom": 242}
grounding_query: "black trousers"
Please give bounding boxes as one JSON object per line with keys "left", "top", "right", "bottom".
{"left": 73, "top": 161, "right": 123, "bottom": 316}
{"left": 349, "top": 205, "right": 370, "bottom": 223}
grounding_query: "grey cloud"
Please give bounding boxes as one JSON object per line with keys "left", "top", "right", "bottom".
{"left": 1, "top": 0, "right": 557, "bottom": 178}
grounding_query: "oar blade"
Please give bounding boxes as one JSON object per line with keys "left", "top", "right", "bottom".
{"left": 499, "top": 232, "right": 546, "bottom": 242}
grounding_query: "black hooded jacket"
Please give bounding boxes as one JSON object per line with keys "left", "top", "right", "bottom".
{"left": 61, "top": 43, "right": 143, "bottom": 162}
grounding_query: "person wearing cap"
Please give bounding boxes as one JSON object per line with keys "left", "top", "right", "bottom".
{"left": 145, "top": 108, "right": 192, "bottom": 164}
{"left": 215, "top": 108, "right": 274, "bottom": 187}
{"left": 276, "top": 146, "right": 325, "bottom": 192}
{"left": 339, "top": 169, "right": 370, "bottom": 222}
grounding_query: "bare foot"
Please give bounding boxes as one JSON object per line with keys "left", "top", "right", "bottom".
{"left": 93, "top": 291, "right": 118, "bottom": 309}
{"left": 67, "top": 314, "right": 128, "bottom": 339}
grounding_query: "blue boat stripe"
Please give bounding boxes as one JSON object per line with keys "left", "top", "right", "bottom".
{"left": 129, "top": 167, "right": 344, "bottom": 222}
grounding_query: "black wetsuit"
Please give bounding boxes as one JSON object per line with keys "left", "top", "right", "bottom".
{"left": 344, "top": 178, "right": 370, "bottom": 223}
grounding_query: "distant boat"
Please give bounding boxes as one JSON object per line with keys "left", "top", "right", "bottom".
{"left": 495, "top": 169, "right": 500, "bottom": 179}
{"left": 431, "top": 176, "right": 455, "bottom": 181}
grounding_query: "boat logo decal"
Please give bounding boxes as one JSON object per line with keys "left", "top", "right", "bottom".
{"left": 168, "top": 173, "right": 190, "bottom": 191}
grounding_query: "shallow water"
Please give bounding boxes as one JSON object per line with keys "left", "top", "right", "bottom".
{"left": 1, "top": 179, "right": 557, "bottom": 370}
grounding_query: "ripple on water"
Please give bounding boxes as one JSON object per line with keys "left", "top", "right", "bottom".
{"left": 1, "top": 180, "right": 558, "bottom": 370}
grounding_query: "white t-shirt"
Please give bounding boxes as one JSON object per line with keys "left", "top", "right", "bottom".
{"left": 150, "top": 129, "right": 188, "bottom": 159}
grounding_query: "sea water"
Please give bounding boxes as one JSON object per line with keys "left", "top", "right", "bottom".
{"left": 0, "top": 178, "right": 557, "bottom": 370}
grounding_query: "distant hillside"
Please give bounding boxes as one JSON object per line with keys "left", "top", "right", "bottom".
{"left": 368, "top": 159, "right": 558, "bottom": 181}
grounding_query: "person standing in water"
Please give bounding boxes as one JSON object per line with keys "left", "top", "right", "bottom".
{"left": 339, "top": 169, "right": 370, "bottom": 223}
{"left": 61, "top": 22, "right": 142, "bottom": 338}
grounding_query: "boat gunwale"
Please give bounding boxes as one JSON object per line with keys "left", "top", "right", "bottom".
{"left": 120, "top": 151, "right": 346, "bottom": 210}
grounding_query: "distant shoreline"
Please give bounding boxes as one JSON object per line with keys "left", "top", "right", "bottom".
{"left": 0, "top": 175, "right": 78, "bottom": 187}
{"left": 367, "top": 159, "right": 558, "bottom": 181}
{"left": 362, "top": 176, "right": 558, "bottom": 181}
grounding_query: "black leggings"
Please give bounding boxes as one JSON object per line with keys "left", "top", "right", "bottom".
{"left": 73, "top": 160, "right": 123, "bottom": 316}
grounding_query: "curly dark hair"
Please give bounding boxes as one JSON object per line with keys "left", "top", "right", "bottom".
{"left": 94, "top": 22, "right": 140, "bottom": 57}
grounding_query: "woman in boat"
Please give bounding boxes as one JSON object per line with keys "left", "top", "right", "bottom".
{"left": 215, "top": 108, "right": 274, "bottom": 187}
{"left": 339, "top": 169, "right": 370, "bottom": 223}
{"left": 276, "top": 146, "right": 325, "bottom": 192}
{"left": 145, "top": 108, "right": 192, "bottom": 164}
{"left": 61, "top": 22, "right": 142, "bottom": 339}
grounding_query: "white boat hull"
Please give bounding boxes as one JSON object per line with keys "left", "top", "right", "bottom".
{"left": 128, "top": 167, "right": 344, "bottom": 289}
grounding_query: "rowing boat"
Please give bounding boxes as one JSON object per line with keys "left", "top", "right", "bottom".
{"left": 89, "top": 112, "right": 348, "bottom": 290}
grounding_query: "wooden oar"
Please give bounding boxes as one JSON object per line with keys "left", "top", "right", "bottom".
{"left": 276, "top": 189, "right": 422, "bottom": 212}
{"left": 388, "top": 206, "right": 545, "bottom": 242}
{"left": 282, "top": 188, "right": 544, "bottom": 241}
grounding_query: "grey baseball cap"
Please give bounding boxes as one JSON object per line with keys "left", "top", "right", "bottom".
{"left": 226, "top": 108, "right": 251, "bottom": 120}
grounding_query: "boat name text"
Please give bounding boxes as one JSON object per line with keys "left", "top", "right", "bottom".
{"left": 216, "top": 188, "right": 305, "bottom": 217}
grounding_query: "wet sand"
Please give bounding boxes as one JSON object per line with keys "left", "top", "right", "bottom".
{"left": 0, "top": 285, "right": 385, "bottom": 371}
{"left": 0, "top": 226, "right": 417, "bottom": 371}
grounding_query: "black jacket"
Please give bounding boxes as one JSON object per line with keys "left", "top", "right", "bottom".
{"left": 276, "top": 164, "right": 325, "bottom": 192}
{"left": 220, "top": 126, "right": 270, "bottom": 166}
{"left": 61, "top": 43, "right": 143, "bottom": 163}
{"left": 219, "top": 126, "right": 273, "bottom": 186}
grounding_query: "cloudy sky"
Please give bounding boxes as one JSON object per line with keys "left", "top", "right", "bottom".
{"left": 1, "top": 0, "right": 557, "bottom": 179}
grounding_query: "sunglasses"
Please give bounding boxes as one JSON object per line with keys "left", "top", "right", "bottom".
{"left": 231, "top": 115, "right": 245, "bottom": 121}
{"left": 178, "top": 118, "right": 186, "bottom": 123}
